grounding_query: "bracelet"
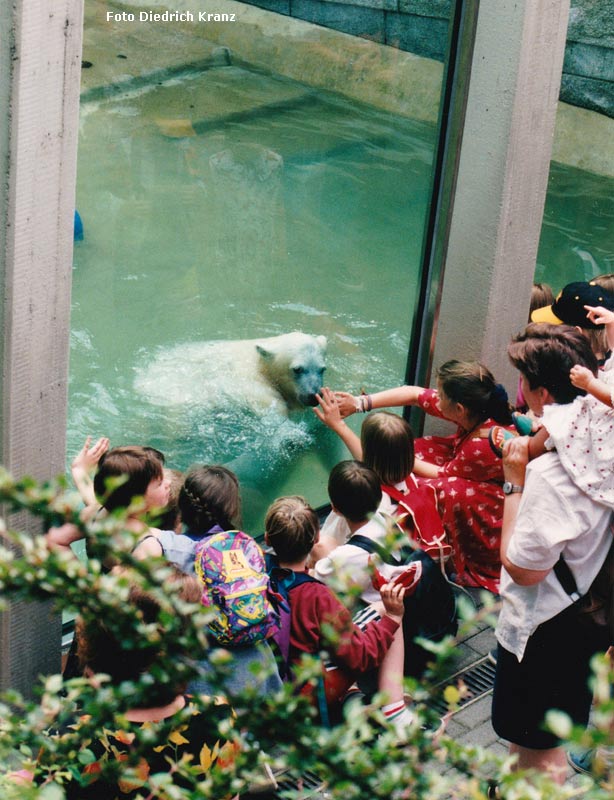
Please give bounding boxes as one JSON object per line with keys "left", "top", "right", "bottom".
{"left": 358, "top": 393, "right": 372, "bottom": 413}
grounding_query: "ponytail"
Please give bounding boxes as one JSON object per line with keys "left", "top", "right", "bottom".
{"left": 437, "top": 360, "right": 513, "bottom": 425}
{"left": 488, "top": 383, "right": 513, "bottom": 425}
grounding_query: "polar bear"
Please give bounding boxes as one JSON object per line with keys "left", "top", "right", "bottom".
{"left": 134, "top": 332, "right": 327, "bottom": 414}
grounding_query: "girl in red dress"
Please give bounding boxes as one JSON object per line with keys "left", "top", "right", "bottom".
{"left": 333, "top": 361, "right": 514, "bottom": 594}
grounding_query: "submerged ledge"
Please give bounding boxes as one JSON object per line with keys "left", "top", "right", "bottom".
{"left": 92, "top": 0, "right": 613, "bottom": 177}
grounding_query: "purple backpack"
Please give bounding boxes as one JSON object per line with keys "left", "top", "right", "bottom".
{"left": 195, "top": 530, "right": 280, "bottom": 646}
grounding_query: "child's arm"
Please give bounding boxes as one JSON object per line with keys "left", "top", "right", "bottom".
{"left": 71, "top": 436, "right": 109, "bottom": 508}
{"left": 45, "top": 522, "right": 83, "bottom": 555}
{"left": 412, "top": 458, "right": 440, "bottom": 478}
{"left": 313, "top": 387, "right": 363, "bottom": 459}
{"left": 585, "top": 305, "right": 614, "bottom": 352}
{"left": 334, "top": 385, "right": 424, "bottom": 419}
{"left": 308, "top": 533, "right": 338, "bottom": 567}
{"left": 132, "top": 532, "right": 164, "bottom": 560}
{"left": 570, "top": 364, "right": 613, "bottom": 408}
{"left": 526, "top": 426, "right": 550, "bottom": 460}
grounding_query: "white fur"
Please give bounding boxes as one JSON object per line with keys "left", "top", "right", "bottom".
{"left": 135, "top": 332, "right": 327, "bottom": 413}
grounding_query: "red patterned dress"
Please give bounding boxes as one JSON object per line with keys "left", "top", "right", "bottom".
{"left": 414, "top": 388, "right": 508, "bottom": 594}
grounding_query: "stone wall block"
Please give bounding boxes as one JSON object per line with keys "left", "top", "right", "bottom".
{"left": 292, "top": 0, "right": 385, "bottom": 42}
{"left": 398, "top": 0, "right": 452, "bottom": 18}
{"left": 385, "top": 11, "right": 448, "bottom": 61}
{"left": 247, "top": 0, "right": 290, "bottom": 13}
{"left": 568, "top": 1, "right": 614, "bottom": 46}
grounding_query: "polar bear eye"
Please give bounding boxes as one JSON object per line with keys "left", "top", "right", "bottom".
{"left": 293, "top": 366, "right": 305, "bottom": 376}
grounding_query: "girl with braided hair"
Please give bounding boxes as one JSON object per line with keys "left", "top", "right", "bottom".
{"left": 132, "top": 465, "right": 241, "bottom": 572}
{"left": 331, "top": 360, "right": 514, "bottom": 593}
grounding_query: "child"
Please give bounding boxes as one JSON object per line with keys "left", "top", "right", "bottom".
{"left": 47, "top": 445, "right": 171, "bottom": 560}
{"left": 510, "top": 307, "right": 614, "bottom": 507}
{"left": 313, "top": 391, "right": 448, "bottom": 564}
{"left": 132, "top": 465, "right": 241, "bottom": 570}
{"left": 312, "top": 461, "right": 391, "bottom": 603}
{"left": 313, "top": 461, "right": 457, "bottom": 680}
{"left": 264, "top": 495, "right": 411, "bottom": 736}
{"left": 503, "top": 306, "right": 614, "bottom": 508}
{"left": 35, "top": 567, "right": 238, "bottom": 798}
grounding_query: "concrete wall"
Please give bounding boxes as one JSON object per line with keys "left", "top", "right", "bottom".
{"left": 243, "top": 0, "right": 614, "bottom": 119}
{"left": 116, "top": 0, "right": 613, "bottom": 177}
{"left": 0, "top": 0, "right": 83, "bottom": 695}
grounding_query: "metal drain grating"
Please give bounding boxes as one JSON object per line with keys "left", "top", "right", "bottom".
{"left": 428, "top": 656, "right": 496, "bottom": 716}
{"left": 274, "top": 770, "right": 329, "bottom": 798}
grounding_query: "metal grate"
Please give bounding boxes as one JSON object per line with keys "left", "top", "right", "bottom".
{"left": 274, "top": 770, "right": 330, "bottom": 798}
{"left": 428, "top": 656, "right": 496, "bottom": 716}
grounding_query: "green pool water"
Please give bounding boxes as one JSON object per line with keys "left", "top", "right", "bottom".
{"left": 71, "top": 62, "right": 614, "bottom": 533}
{"left": 71, "top": 64, "right": 435, "bottom": 531}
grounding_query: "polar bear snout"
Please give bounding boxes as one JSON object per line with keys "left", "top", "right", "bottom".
{"left": 293, "top": 365, "right": 325, "bottom": 407}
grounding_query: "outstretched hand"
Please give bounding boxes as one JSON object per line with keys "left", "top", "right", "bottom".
{"left": 584, "top": 304, "right": 614, "bottom": 327}
{"left": 334, "top": 391, "right": 359, "bottom": 418}
{"left": 313, "top": 387, "right": 345, "bottom": 431}
{"left": 71, "top": 436, "right": 109, "bottom": 474}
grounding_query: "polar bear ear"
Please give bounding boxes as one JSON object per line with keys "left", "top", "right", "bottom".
{"left": 256, "top": 344, "right": 275, "bottom": 362}
{"left": 315, "top": 335, "right": 327, "bottom": 352}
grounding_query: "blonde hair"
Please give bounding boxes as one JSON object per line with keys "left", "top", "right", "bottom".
{"left": 265, "top": 496, "right": 319, "bottom": 562}
{"left": 361, "top": 411, "right": 414, "bottom": 486}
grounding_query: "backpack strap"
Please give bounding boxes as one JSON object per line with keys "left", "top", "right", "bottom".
{"left": 553, "top": 555, "right": 582, "bottom": 602}
{"left": 348, "top": 533, "right": 411, "bottom": 566}
{"left": 347, "top": 533, "right": 387, "bottom": 558}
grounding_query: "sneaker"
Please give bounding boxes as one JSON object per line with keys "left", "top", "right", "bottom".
{"left": 568, "top": 746, "right": 614, "bottom": 777}
{"left": 488, "top": 426, "right": 518, "bottom": 457}
{"left": 487, "top": 647, "right": 498, "bottom": 666}
{"left": 567, "top": 748, "right": 595, "bottom": 776}
{"left": 512, "top": 412, "right": 534, "bottom": 436}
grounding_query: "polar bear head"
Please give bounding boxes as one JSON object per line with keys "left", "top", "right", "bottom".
{"left": 256, "top": 332, "right": 327, "bottom": 409}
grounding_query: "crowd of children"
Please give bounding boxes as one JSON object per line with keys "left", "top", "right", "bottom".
{"left": 41, "top": 275, "right": 614, "bottom": 792}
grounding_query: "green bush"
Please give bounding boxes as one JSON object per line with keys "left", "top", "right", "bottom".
{"left": 0, "top": 469, "right": 611, "bottom": 798}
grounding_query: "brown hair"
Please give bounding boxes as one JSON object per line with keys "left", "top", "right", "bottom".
{"left": 508, "top": 323, "right": 598, "bottom": 404}
{"left": 328, "top": 461, "right": 382, "bottom": 524}
{"left": 265, "top": 496, "right": 319, "bottom": 562}
{"left": 157, "top": 468, "right": 184, "bottom": 532}
{"left": 436, "top": 360, "right": 513, "bottom": 425}
{"left": 179, "top": 465, "right": 241, "bottom": 534}
{"left": 93, "top": 446, "right": 165, "bottom": 512}
{"left": 529, "top": 282, "right": 554, "bottom": 321}
{"left": 361, "top": 412, "right": 414, "bottom": 486}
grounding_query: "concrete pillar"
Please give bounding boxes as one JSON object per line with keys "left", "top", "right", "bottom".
{"left": 0, "top": 1, "right": 83, "bottom": 695}
{"left": 429, "top": 0, "right": 570, "bottom": 401}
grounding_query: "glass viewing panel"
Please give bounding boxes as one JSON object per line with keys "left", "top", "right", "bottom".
{"left": 534, "top": 7, "right": 614, "bottom": 302}
{"left": 70, "top": 0, "right": 454, "bottom": 531}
